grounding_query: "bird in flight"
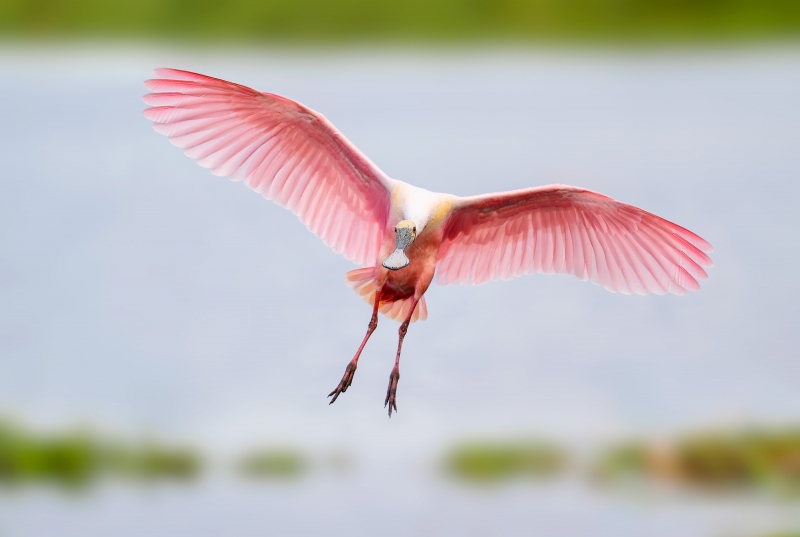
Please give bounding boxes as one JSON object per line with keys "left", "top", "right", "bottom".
{"left": 144, "top": 68, "right": 713, "bottom": 417}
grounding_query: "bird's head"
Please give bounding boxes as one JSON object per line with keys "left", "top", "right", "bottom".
{"left": 382, "top": 220, "right": 417, "bottom": 271}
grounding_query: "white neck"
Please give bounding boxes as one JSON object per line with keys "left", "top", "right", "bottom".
{"left": 396, "top": 183, "right": 441, "bottom": 234}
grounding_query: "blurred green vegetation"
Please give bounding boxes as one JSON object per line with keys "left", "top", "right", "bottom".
{"left": 0, "top": 420, "right": 201, "bottom": 489}
{"left": 596, "top": 428, "right": 800, "bottom": 495}
{"left": 0, "top": 0, "right": 798, "bottom": 43}
{"left": 103, "top": 441, "right": 201, "bottom": 481}
{"left": 237, "top": 447, "right": 308, "bottom": 479}
{"left": 595, "top": 441, "right": 652, "bottom": 481}
{"left": 444, "top": 439, "right": 566, "bottom": 483}
{"left": 4, "top": 416, "right": 800, "bottom": 493}
{"left": 0, "top": 422, "right": 98, "bottom": 487}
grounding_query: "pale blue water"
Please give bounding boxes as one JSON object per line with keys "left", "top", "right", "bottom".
{"left": 1, "top": 44, "right": 800, "bottom": 536}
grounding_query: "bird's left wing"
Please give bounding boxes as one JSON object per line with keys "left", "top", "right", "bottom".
{"left": 435, "top": 185, "right": 713, "bottom": 295}
{"left": 144, "top": 68, "right": 393, "bottom": 266}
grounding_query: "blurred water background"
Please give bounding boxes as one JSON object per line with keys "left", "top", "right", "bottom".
{"left": 1, "top": 1, "right": 800, "bottom": 536}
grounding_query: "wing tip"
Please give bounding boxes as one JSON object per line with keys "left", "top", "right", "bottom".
{"left": 153, "top": 67, "right": 192, "bottom": 79}
{"left": 145, "top": 68, "right": 218, "bottom": 92}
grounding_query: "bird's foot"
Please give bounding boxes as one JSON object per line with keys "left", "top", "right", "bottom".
{"left": 384, "top": 365, "right": 400, "bottom": 417}
{"left": 328, "top": 360, "right": 358, "bottom": 404}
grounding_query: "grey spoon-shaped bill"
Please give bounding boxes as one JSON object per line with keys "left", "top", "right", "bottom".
{"left": 382, "top": 227, "right": 415, "bottom": 270}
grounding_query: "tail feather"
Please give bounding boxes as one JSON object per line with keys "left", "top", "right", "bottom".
{"left": 345, "top": 268, "right": 428, "bottom": 323}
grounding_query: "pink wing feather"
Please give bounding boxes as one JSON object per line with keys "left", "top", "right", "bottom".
{"left": 143, "top": 68, "right": 393, "bottom": 266}
{"left": 436, "top": 185, "right": 713, "bottom": 295}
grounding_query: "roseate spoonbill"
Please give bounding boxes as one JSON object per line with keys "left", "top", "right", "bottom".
{"left": 144, "top": 68, "right": 713, "bottom": 417}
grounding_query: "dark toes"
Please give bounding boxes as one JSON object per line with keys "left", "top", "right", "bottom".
{"left": 384, "top": 367, "right": 400, "bottom": 417}
{"left": 385, "top": 397, "right": 397, "bottom": 417}
{"left": 328, "top": 362, "right": 357, "bottom": 405}
{"left": 328, "top": 382, "right": 348, "bottom": 404}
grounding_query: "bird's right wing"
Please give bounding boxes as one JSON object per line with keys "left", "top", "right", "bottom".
{"left": 436, "top": 184, "right": 713, "bottom": 295}
{"left": 144, "top": 68, "right": 394, "bottom": 266}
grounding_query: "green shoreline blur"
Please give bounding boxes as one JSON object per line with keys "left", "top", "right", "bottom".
{"left": 444, "top": 439, "right": 566, "bottom": 483}
{"left": 4, "top": 418, "right": 800, "bottom": 497}
{"left": 0, "top": 420, "right": 200, "bottom": 489}
{"left": 595, "top": 428, "right": 800, "bottom": 496}
{"left": 1, "top": 0, "right": 799, "bottom": 44}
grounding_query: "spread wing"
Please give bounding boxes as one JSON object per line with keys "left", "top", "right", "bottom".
{"left": 144, "top": 68, "right": 393, "bottom": 266}
{"left": 436, "top": 185, "right": 713, "bottom": 295}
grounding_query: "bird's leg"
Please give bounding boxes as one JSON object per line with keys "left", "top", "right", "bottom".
{"left": 328, "top": 290, "right": 382, "bottom": 404}
{"left": 385, "top": 297, "right": 419, "bottom": 417}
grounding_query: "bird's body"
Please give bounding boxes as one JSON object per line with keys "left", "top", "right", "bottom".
{"left": 144, "top": 68, "right": 713, "bottom": 416}
{"left": 364, "top": 182, "right": 453, "bottom": 321}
